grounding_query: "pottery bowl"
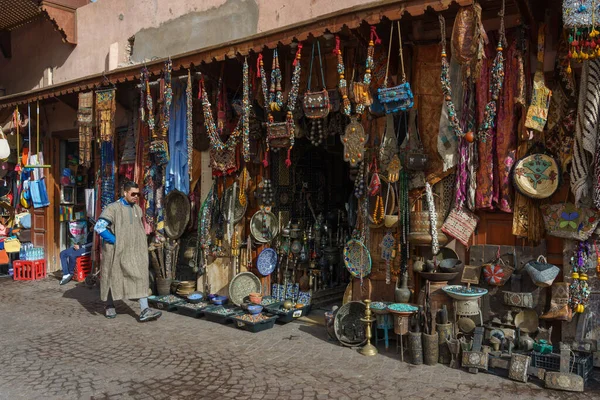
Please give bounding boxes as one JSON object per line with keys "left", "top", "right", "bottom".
{"left": 211, "top": 295, "right": 228, "bottom": 305}
{"left": 187, "top": 292, "right": 204, "bottom": 304}
{"left": 248, "top": 292, "right": 263, "bottom": 304}
{"left": 247, "top": 304, "right": 263, "bottom": 315}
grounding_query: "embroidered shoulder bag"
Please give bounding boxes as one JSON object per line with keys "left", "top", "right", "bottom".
{"left": 525, "top": 24, "right": 552, "bottom": 132}
{"left": 405, "top": 110, "right": 428, "bottom": 171}
{"left": 377, "top": 21, "right": 414, "bottom": 114}
{"left": 303, "top": 41, "right": 330, "bottom": 119}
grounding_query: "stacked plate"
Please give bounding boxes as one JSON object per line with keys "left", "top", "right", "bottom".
{"left": 176, "top": 281, "right": 196, "bottom": 296}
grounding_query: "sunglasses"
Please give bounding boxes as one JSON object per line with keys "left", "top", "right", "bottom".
{"left": 129, "top": 192, "right": 140, "bottom": 197}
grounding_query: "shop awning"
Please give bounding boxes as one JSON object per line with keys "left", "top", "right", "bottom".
{"left": 0, "top": 0, "right": 484, "bottom": 109}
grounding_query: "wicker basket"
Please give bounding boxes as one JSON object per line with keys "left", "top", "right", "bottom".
{"left": 408, "top": 192, "right": 445, "bottom": 244}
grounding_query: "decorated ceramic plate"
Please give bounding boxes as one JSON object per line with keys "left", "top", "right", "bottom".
{"left": 343, "top": 239, "right": 372, "bottom": 278}
{"left": 256, "top": 248, "right": 278, "bottom": 276}
{"left": 229, "top": 272, "right": 261, "bottom": 306}
{"left": 387, "top": 303, "right": 418, "bottom": 316}
{"left": 250, "top": 210, "right": 279, "bottom": 243}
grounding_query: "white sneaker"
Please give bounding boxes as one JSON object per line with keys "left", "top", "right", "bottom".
{"left": 59, "top": 274, "right": 72, "bottom": 285}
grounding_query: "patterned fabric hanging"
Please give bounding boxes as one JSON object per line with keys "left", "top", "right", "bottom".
{"left": 77, "top": 92, "right": 93, "bottom": 168}
{"left": 570, "top": 59, "right": 600, "bottom": 205}
{"left": 96, "top": 88, "right": 116, "bottom": 210}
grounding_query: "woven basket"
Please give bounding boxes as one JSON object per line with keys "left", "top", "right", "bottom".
{"left": 525, "top": 256, "right": 560, "bottom": 288}
{"left": 409, "top": 192, "right": 444, "bottom": 235}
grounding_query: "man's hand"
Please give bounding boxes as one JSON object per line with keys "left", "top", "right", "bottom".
{"left": 73, "top": 244, "right": 80, "bottom": 250}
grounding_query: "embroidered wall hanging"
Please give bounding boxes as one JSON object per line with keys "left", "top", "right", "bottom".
{"left": 525, "top": 24, "right": 552, "bottom": 131}
{"left": 95, "top": 88, "right": 116, "bottom": 142}
{"left": 78, "top": 92, "right": 93, "bottom": 168}
{"left": 541, "top": 202, "right": 600, "bottom": 240}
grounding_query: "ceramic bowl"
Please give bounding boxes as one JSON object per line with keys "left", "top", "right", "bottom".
{"left": 247, "top": 304, "right": 263, "bottom": 315}
{"left": 248, "top": 292, "right": 263, "bottom": 305}
{"left": 187, "top": 293, "right": 204, "bottom": 304}
{"left": 211, "top": 295, "right": 228, "bottom": 305}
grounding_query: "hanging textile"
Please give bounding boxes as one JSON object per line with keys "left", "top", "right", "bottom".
{"left": 96, "top": 88, "right": 116, "bottom": 210}
{"left": 166, "top": 82, "right": 190, "bottom": 195}
{"left": 495, "top": 33, "right": 518, "bottom": 213}
{"left": 546, "top": 33, "right": 577, "bottom": 172}
{"left": 438, "top": 58, "right": 464, "bottom": 172}
{"left": 100, "top": 140, "right": 115, "bottom": 210}
{"left": 411, "top": 44, "right": 445, "bottom": 184}
{"left": 570, "top": 59, "right": 596, "bottom": 205}
{"left": 95, "top": 89, "right": 116, "bottom": 142}
{"left": 451, "top": 3, "right": 487, "bottom": 79}
{"left": 77, "top": 92, "right": 93, "bottom": 168}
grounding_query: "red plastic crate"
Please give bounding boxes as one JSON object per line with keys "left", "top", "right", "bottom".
{"left": 34, "top": 260, "right": 47, "bottom": 279}
{"left": 13, "top": 261, "right": 36, "bottom": 281}
{"left": 74, "top": 255, "right": 92, "bottom": 282}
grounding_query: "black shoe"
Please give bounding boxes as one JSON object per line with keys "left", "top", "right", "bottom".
{"left": 59, "top": 274, "right": 73, "bottom": 285}
{"left": 139, "top": 308, "right": 162, "bottom": 322}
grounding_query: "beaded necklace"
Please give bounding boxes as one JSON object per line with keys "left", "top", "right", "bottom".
{"left": 160, "top": 59, "right": 173, "bottom": 139}
{"left": 242, "top": 57, "right": 251, "bottom": 162}
{"left": 199, "top": 75, "right": 243, "bottom": 152}
{"left": 334, "top": 27, "right": 378, "bottom": 117}
{"left": 258, "top": 45, "right": 303, "bottom": 168}
{"left": 478, "top": 0, "right": 506, "bottom": 143}
{"left": 569, "top": 240, "right": 592, "bottom": 313}
{"left": 186, "top": 69, "right": 193, "bottom": 182}
{"left": 425, "top": 182, "right": 439, "bottom": 255}
{"left": 439, "top": 16, "right": 472, "bottom": 143}
{"left": 398, "top": 170, "right": 410, "bottom": 276}
{"left": 141, "top": 67, "right": 156, "bottom": 136}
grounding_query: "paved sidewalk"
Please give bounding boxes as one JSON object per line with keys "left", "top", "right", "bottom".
{"left": 0, "top": 277, "right": 598, "bottom": 400}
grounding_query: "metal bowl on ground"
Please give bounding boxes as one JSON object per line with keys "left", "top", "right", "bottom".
{"left": 334, "top": 301, "right": 367, "bottom": 347}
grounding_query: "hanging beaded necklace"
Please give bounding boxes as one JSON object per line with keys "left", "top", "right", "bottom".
{"left": 186, "top": 69, "right": 194, "bottom": 182}
{"left": 335, "top": 27, "right": 378, "bottom": 118}
{"left": 160, "top": 59, "right": 173, "bottom": 139}
{"left": 569, "top": 240, "right": 592, "bottom": 313}
{"left": 337, "top": 28, "right": 378, "bottom": 167}
{"left": 398, "top": 169, "right": 410, "bottom": 276}
{"left": 242, "top": 57, "right": 251, "bottom": 163}
{"left": 439, "top": 16, "right": 472, "bottom": 143}
{"left": 478, "top": 0, "right": 506, "bottom": 143}
{"left": 354, "top": 161, "right": 366, "bottom": 198}
{"left": 199, "top": 67, "right": 245, "bottom": 152}
{"left": 258, "top": 45, "right": 303, "bottom": 168}
{"left": 141, "top": 67, "right": 156, "bottom": 136}
{"left": 425, "top": 182, "right": 439, "bottom": 255}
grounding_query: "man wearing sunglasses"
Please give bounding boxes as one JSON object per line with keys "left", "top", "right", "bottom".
{"left": 94, "top": 181, "right": 161, "bottom": 322}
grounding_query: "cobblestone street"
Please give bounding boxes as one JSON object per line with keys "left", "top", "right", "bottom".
{"left": 0, "top": 277, "right": 598, "bottom": 400}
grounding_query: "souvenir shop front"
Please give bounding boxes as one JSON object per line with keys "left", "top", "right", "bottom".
{"left": 1, "top": 0, "right": 599, "bottom": 392}
{"left": 0, "top": 103, "right": 52, "bottom": 277}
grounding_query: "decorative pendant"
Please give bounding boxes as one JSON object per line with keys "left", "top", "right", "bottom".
{"left": 387, "top": 155, "right": 401, "bottom": 183}
{"left": 341, "top": 117, "right": 366, "bottom": 167}
{"left": 307, "top": 118, "right": 326, "bottom": 146}
{"left": 381, "top": 231, "right": 395, "bottom": 284}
